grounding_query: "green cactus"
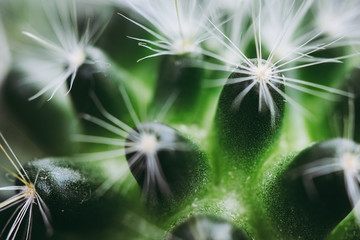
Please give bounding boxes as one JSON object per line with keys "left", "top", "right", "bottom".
{"left": 1, "top": 0, "right": 360, "bottom": 239}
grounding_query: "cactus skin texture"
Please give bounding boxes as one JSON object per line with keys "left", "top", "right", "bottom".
{"left": 2, "top": 0, "right": 360, "bottom": 240}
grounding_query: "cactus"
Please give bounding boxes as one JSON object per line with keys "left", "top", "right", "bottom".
{"left": 1, "top": 0, "right": 360, "bottom": 239}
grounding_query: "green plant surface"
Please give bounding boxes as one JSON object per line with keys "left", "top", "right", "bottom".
{"left": 1, "top": 0, "right": 360, "bottom": 240}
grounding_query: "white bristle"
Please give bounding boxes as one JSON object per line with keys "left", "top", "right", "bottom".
{"left": 120, "top": 0, "right": 218, "bottom": 60}
{"left": 0, "top": 133, "right": 52, "bottom": 240}
{"left": 16, "top": 0, "right": 108, "bottom": 101}
{"left": 203, "top": 0, "right": 354, "bottom": 123}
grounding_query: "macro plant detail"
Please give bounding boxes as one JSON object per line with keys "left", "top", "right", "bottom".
{"left": 0, "top": 134, "right": 52, "bottom": 240}
{"left": 16, "top": 0, "right": 109, "bottom": 101}
{"left": 1, "top": 0, "right": 360, "bottom": 240}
